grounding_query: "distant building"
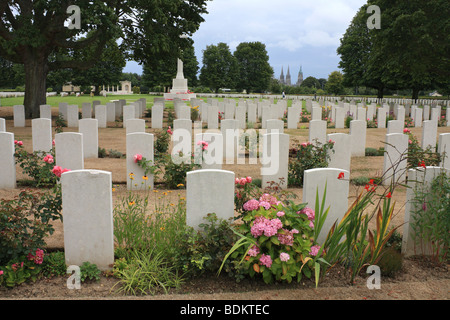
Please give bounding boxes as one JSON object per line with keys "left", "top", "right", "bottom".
{"left": 285, "top": 66, "right": 291, "bottom": 86}
{"left": 297, "top": 66, "right": 303, "bottom": 86}
{"left": 62, "top": 82, "right": 81, "bottom": 92}
{"left": 279, "top": 67, "right": 285, "bottom": 85}
{"left": 278, "top": 65, "right": 303, "bottom": 86}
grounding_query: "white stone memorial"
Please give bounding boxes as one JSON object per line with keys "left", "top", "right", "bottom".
{"left": 61, "top": 169, "right": 114, "bottom": 271}
{"left": 13, "top": 105, "right": 25, "bottom": 127}
{"left": 126, "top": 132, "right": 154, "bottom": 190}
{"left": 303, "top": 168, "right": 350, "bottom": 244}
{"left": 0, "top": 132, "right": 16, "bottom": 188}
{"left": 261, "top": 133, "right": 289, "bottom": 189}
{"left": 32, "top": 118, "right": 52, "bottom": 153}
{"left": 186, "top": 169, "right": 235, "bottom": 230}
{"left": 55, "top": 132, "right": 84, "bottom": 170}
{"left": 78, "top": 119, "right": 98, "bottom": 159}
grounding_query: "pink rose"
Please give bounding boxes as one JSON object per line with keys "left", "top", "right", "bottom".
{"left": 246, "top": 176, "right": 252, "bottom": 184}
{"left": 133, "top": 154, "right": 143, "bottom": 163}
{"left": 52, "top": 166, "right": 63, "bottom": 177}
{"left": 239, "top": 177, "right": 247, "bottom": 186}
{"left": 43, "top": 154, "right": 54, "bottom": 164}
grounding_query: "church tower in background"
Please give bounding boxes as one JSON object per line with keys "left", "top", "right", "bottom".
{"left": 297, "top": 65, "right": 303, "bottom": 86}
{"left": 279, "top": 67, "right": 285, "bottom": 85}
{"left": 286, "top": 66, "right": 291, "bottom": 86}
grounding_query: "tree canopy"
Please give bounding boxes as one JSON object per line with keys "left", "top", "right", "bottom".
{"left": 337, "top": 0, "right": 450, "bottom": 99}
{"left": 0, "top": 0, "right": 208, "bottom": 117}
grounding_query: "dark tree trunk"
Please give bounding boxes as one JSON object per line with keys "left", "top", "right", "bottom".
{"left": 412, "top": 88, "right": 420, "bottom": 101}
{"left": 23, "top": 56, "right": 48, "bottom": 119}
{"left": 377, "top": 86, "right": 384, "bottom": 100}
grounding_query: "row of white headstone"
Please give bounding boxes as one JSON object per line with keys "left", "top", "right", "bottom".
{"left": 58, "top": 164, "right": 448, "bottom": 271}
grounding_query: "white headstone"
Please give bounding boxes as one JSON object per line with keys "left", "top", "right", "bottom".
{"left": 207, "top": 105, "right": 219, "bottom": 130}
{"left": 151, "top": 104, "right": 164, "bottom": 129}
{"left": 402, "top": 167, "right": 449, "bottom": 257}
{"left": 0, "top": 132, "right": 16, "bottom": 188}
{"left": 349, "top": 120, "right": 366, "bottom": 157}
{"left": 67, "top": 105, "right": 79, "bottom": 127}
{"left": 13, "top": 105, "right": 25, "bottom": 127}
{"left": 303, "top": 168, "right": 350, "bottom": 244}
{"left": 126, "top": 132, "right": 154, "bottom": 190}
{"left": 327, "top": 133, "right": 351, "bottom": 172}
{"left": 382, "top": 133, "right": 408, "bottom": 185}
{"left": 387, "top": 120, "right": 403, "bottom": 134}
{"left": 438, "top": 133, "right": 450, "bottom": 170}
{"left": 106, "top": 102, "right": 116, "bottom": 122}
{"left": 55, "top": 132, "right": 84, "bottom": 170}
{"left": 61, "top": 169, "right": 114, "bottom": 271}
{"left": 421, "top": 120, "right": 438, "bottom": 150}
{"left": 261, "top": 133, "right": 289, "bottom": 189}
{"left": 82, "top": 103, "right": 92, "bottom": 119}
{"left": 78, "top": 119, "right": 98, "bottom": 159}
{"left": 58, "top": 102, "right": 68, "bottom": 121}
{"left": 247, "top": 103, "right": 257, "bottom": 124}
{"left": 122, "top": 105, "right": 135, "bottom": 128}
{"left": 266, "top": 119, "right": 284, "bottom": 134}
{"left": 309, "top": 120, "right": 327, "bottom": 145}
{"left": 0, "top": 118, "right": 5, "bottom": 132}
{"left": 126, "top": 119, "right": 146, "bottom": 135}
{"left": 32, "top": 118, "right": 53, "bottom": 153}
{"left": 194, "top": 132, "right": 223, "bottom": 169}
{"left": 377, "top": 107, "right": 387, "bottom": 129}
{"left": 221, "top": 119, "right": 239, "bottom": 162}
{"left": 186, "top": 169, "right": 235, "bottom": 230}
{"left": 39, "top": 105, "right": 52, "bottom": 120}
{"left": 335, "top": 107, "right": 345, "bottom": 129}
{"left": 95, "top": 105, "right": 107, "bottom": 128}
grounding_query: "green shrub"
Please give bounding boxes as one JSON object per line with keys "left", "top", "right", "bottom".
{"left": 80, "top": 261, "right": 101, "bottom": 282}
{"left": 0, "top": 189, "right": 62, "bottom": 265}
{"left": 288, "top": 140, "right": 334, "bottom": 187}
{"left": 42, "top": 251, "right": 67, "bottom": 278}
{"left": 175, "top": 213, "right": 236, "bottom": 277}
{"left": 377, "top": 247, "right": 403, "bottom": 277}
{"left": 410, "top": 171, "right": 449, "bottom": 263}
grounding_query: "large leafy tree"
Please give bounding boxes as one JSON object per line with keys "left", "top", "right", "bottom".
{"left": 0, "top": 0, "right": 208, "bottom": 118}
{"left": 337, "top": 5, "right": 384, "bottom": 98}
{"left": 199, "top": 42, "right": 239, "bottom": 93}
{"left": 325, "top": 71, "right": 345, "bottom": 95}
{"left": 233, "top": 42, "right": 273, "bottom": 93}
{"left": 338, "top": 0, "right": 449, "bottom": 100}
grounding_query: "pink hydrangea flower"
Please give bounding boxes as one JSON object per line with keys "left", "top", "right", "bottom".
{"left": 280, "top": 252, "right": 290, "bottom": 262}
{"left": 259, "top": 193, "right": 278, "bottom": 205}
{"left": 277, "top": 229, "right": 294, "bottom": 246}
{"left": 309, "top": 245, "right": 321, "bottom": 257}
{"left": 299, "top": 206, "right": 315, "bottom": 221}
{"left": 259, "top": 201, "right": 271, "bottom": 210}
{"left": 243, "top": 199, "right": 260, "bottom": 211}
{"left": 248, "top": 245, "right": 260, "bottom": 257}
{"left": 259, "top": 254, "right": 272, "bottom": 268}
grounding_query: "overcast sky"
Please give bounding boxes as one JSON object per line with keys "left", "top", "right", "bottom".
{"left": 124, "top": 0, "right": 367, "bottom": 80}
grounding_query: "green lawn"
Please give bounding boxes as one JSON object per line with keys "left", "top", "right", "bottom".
{"left": 0, "top": 94, "right": 164, "bottom": 109}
